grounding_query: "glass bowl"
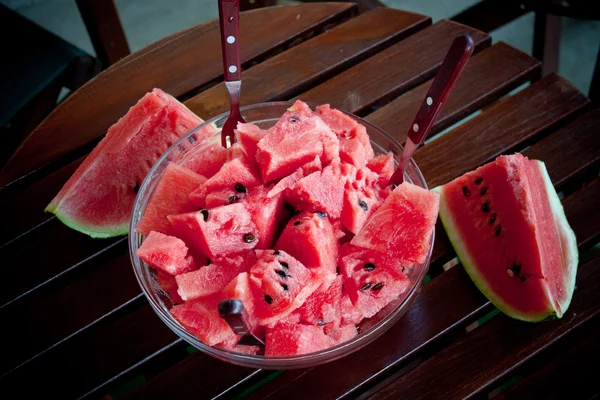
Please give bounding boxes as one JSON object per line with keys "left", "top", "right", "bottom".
{"left": 129, "top": 101, "right": 434, "bottom": 369}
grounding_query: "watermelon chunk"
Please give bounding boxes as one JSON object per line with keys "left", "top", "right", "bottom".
{"left": 176, "top": 252, "right": 257, "bottom": 301}
{"left": 351, "top": 182, "right": 439, "bottom": 265}
{"left": 267, "top": 156, "right": 322, "bottom": 199}
{"left": 325, "top": 323, "right": 358, "bottom": 344}
{"left": 296, "top": 275, "right": 343, "bottom": 326}
{"left": 157, "top": 271, "right": 184, "bottom": 304}
{"left": 136, "top": 231, "right": 196, "bottom": 275}
{"left": 366, "top": 153, "right": 395, "bottom": 184}
{"left": 220, "top": 272, "right": 264, "bottom": 339}
{"left": 171, "top": 296, "right": 234, "bottom": 346}
{"left": 168, "top": 203, "right": 260, "bottom": 259}
{"left": 181, "top": 135, "right": 228, "bottom": 179}
{"left": 46, "top": 88, "right": 214, "bottom": 238}
{"left": 256, "top": 100, "right": 339, "bottom": 182}
{"left": 137, "top": 163, "right": 207, "bottom": 236}
{"left": 249, "top": 250, "right": 321, "bottom": 326}
{"left": 276, "top": 211, "right": 338, "bottom": 275}
{"left": 340, "top": 294, "right": 364, "bottom": 325}
{"left": 236, "top": 122, "right": 267, "bottom": 167}
{"left": 265, "top": 322, "right": 334, "bottom": 356}
{"left": 434, "top": 154, "right": 578, "bottom": 321}
{"left": 315, "top": 104, "right": 374, "bottom": 168}
{"left": 243, "top": 186, "right": 284, "bottom": 249}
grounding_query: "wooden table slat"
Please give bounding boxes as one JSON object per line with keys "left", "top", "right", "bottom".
{"left": 297, "top": 19, "right": 490, "bottom": 114}
{"left": 365, "top": 41, "right": 541, "bottom": 142}
{"left": 363, "top": 247, "right": 600, "bottom": 400}
{"left": 185, "top": 8, "right": 431, "bottom": 118}
{"left": 0, "top": 3, "right": 357, "bottom": 188}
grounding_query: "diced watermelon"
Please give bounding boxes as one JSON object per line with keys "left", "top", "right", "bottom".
{"left": 216, "top": 335, "right": 260, "bottom": 355}
{"left": 157, "top": 271, "right": 184, "bottom": 304}
{"left": 351, "top": 182, "right": 439, "bottom": 265}
{"left": 226, "top": 143, "right": 246, "bottom": 161}
{"left": 267, "top": 156, "right": 322, "bottom": 199}
{"left": 176, "top": 252, "right": 257, "bottom": 301}
{"left": 137, "top": 163, "right": 206, "bottom": 236}
{"left": 220, "top": 272, "right": 264, "bottom": 339}
{"left": 204, "top": 190, "right": 243, "bottom": 208}
{"left": 340, "top": 294, "right": 364, "bottom": 325}
{"left": 296, "top": 276, "right": 343, "bottom": 326}
{"left": 315, "top": 104, "right": 374, "bottom": 168}
{"left": 256, "top": 100, "right": 339, "bottom": 182}
{"left": 181, "top": 136, "right": 228, "bottom": 179}
{"left": 276, "top": 211, "right": 338, "bottom": 276}
{"left": 265, "top": 322, "right": 335, "bottom": 356}
{"left": 168, "top": 203, "right": 260, "bottom": 259}
{"left": 236, "top": 122, "right": 266, "bottom": 167}
{"left": 366, "top": 153, "right": 394, "bottom": 183}
{"left": 137, "top": 231, "right": 196, "bottom": 275}
{"left": 324, "top": 323, "right": 358, "bottom": 344}
{"left": 249, "top": 250, "right": 321, "bottom": 326}
{"left": 341, "top": 166, "right": 389, "bottom": 235}
{"left": 171, "top": 296, "right": 234, "bottom": 346}
{"left": 189, "top": 157, "right": 261, "bottom": 207}
{"left": 243, "top": 186, "right": 284, "bottom": 249}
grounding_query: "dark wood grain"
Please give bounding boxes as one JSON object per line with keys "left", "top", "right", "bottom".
{"left": 414, "top": 73, "right": 590, "bottom": 188}
{"left": 561, "top": 179, "right": 600, "bottom": 251}
{"left": 0, "top": 3, "right": 356, "bottom": 188}
{"left": 363, "top": 250, "right": 600, "bottom": 400}
{"left": 365, "top": 41, "right": 541, "bottom": 142}
{"left": 498, "top": 317, "right": 600, "bottom": 400}
{"left": 297, "top": 20, "right": 490, "bottom": 114}
{"left": 185, "top": 8, "right": 431, "bottom": 117}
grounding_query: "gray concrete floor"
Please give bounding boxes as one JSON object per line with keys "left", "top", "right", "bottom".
{"left": 2, "top": 0, "right": 599, "bottom": 94}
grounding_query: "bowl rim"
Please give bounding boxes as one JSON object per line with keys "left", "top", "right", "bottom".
{"left": 129, "top": 101, "right": 434, "bottom": 369}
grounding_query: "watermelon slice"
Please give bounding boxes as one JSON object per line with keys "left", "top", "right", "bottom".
{"left": 168, "top": 203, "right": 260, "bottom": 259}
{"left": 249, "top": 250, "right": 321, "bottom": 326}
{"left": 265, "top": 322, "right": 335, "bottom": 356}
{"left": 171, "top": 296, "right": 235, "bottom": 346}
{"left": 255, "top": 100, "right": 339, "bottom": 182}
{"left": 243, "top": 186, "right": 285, "bottom": 249}
{"left": 351, "top": 182, "right": 439, "bottom": 265}
{"left": 315, "top": 104, "right": 374, "bottom": 168}
{"left": 46, "top": 89, "right": 214, "bottom": 238}
{"left": 176, "top": 252, "right": 256, "bottom": 301}
{"left": 434, "top": 154, "right": 578, "bottom": 321}
{"left": 137, "top": 163, "right": 207, "bottom": 236}
{"left": 136, "top": 231, "right": 196, "bottom": 275}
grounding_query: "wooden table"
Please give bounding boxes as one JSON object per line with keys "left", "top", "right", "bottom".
{"left": 1, "top": 4, "right": 599, "bottom": 399}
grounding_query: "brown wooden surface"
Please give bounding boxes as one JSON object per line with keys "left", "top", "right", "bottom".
{"left": 0, "top": 3, "right": 356, "bottom": 188}
{"left": 1, "top": 4, "right": 598, "bottom": 400}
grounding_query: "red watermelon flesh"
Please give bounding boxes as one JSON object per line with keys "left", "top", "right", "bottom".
{"left": 137, "top": 163, "right": 207, "bottom": 236}
{"left": 243, "top": 186, "right": 284, "bottom": 249}
{"left": 157, "top": 271, "right": 184, "bottom": 304}
{"left": 265, "top": 322, "right": 335, "bottom": 356}
{"left": 325, "top": 323, "right": 358, "bottom": 344}
{"left": 276, "top": 211, "right": 338, "bottom": 275}
{"left": 181, "top": 136, "right": 228, "bottom": 179}
{"left": 435, "top": 154, "right": 578, "bottom": 321}
{"left": 267, "top": 155, "right": 322, "bottom": 199}
{"left": 236, "top": 122, "right": 266, "bottom": 166}
{"left": 296, "top": 275, "right": 343, "bottom": 326}
{"left": 176, "top": 252, "right": 256, "bottom": 301}
{"left": 366, "top": 153, "right": 395, "bottom": 184}
{"left": 249, "top": 250, "right": 321, "bottom": 326}
{"left": 256, "top": 100, "right": 339, "bottom": 182}
{"left": 167, "top": 203, "right": 260, "bottom": 259}
{"left": 220, "top": 271, "right": 264, "bottom": 339}
{"left": 136, "top": 231, "right": 196, "bottom": 275}
{"left": 171, "top": 296, "right": 234, "bottom": 346}
{"left": 216, "top": 335, "right": 260, "bottom": 355}
{"left": 341, "top": 166, "right": 389, "bottom": 235}
{"left": 340, "top": 294, "right": 364, "bottom": 325}
{"left": 351, "top": 182, "right": 439, "bottom": 265}
{"left": 189, "top": 157, "right": 261, "bottom": 207}
{"left": 315, "top": 104, "right": 374, "bottom": 168}
{"left": 46, "top": 88, "right": 213, "bottom": 238}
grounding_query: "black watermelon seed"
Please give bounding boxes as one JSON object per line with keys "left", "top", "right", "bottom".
{"left": 279, "top": 261, "right": 289, "bottom": 269}
{"left": 336, "top": 266, "right": 340, "bottom": 275}
{"left": 462, "top": 186, "right": 470, "bottom": 197}
{"left": 315, "top": 210, "right": 327, "bottom": 218}
{"left": 475, "top": 177, "right": 483, "bottom": 185}
{"left": 228, "top": 195, "right": 239, "bottom": 204}
{"left": 316, "top": 320, "right": 326, "bottom": 326}
{"left": 489, "top": 214, "right": 496, "bottom": 225}
{"left": 275, "top": 270, "right": 287, "bottom": 279}
{"left": 234, "top": 183, "right": 247, "bottom": 193}
{"left": 495, "top": 225, "right": 502, "bottom": 236}
{"left": 290, "top": 115, "right": 300, "bottom": 123}
{"left": 360, "top": 283, "right": 372, "bottom": 291}
{"left": 281, "top": 283, "right": 289, "bottom": 291}
{"left": 480, "top": 187, "right": 488, "bottom": 196}
{"left": 264, "top": 294, "right": 273, "bottom": 304}
{"left": 512, "top": 262, "right": 522, "bottom": 276}
{"left": 358, "top": 200, "right": 369, "bottom": 211}
{"left": 392, "top": 183, "right": 398, "bottom": 189}
{"left": 293, "top": 221, "right": 302, "bottom": 226}
{"left": 364, "top": 263, "right": 375, "bottom": 271}
{"left": 372, "top": 283, "right": 384, "bottom": 291}
{"left": 189, "top": 136, "right": 196, "bottom": 144}
{"left": 200, "top": 209, "right": 210, "bottom": 222}
{"left": 273, "top": 250, "right": 281, "bottom": 256}
{"left": 133, "top": 182, "right": 140, "bottom": 194}
{"left": 243, "top": 233, "right": 256, "bottom": 243}
{"left": 482, "top": 202, "right": 490, "bottom": 213}
{"left": 206, "top": 258, "right": 212, "bottom": 265}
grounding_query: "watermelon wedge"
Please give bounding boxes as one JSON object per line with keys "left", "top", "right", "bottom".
{"left": 434, "top": 154, "right": 578, "bottom": 322}
{"left": 46, "top": 89, "right": 216, "bottom": 238}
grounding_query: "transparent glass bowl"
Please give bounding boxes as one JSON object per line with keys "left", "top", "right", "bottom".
{"left": 129, "top": 102, "right": 434, "bottom": 369}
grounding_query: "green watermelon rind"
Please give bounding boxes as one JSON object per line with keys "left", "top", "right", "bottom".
{"left": 45, "top": 204, "right": 128, "bottom": 239}
{"left": 432, "top": 161, "right": 578, "bottom": 322}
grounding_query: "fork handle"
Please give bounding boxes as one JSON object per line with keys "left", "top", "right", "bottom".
{"left": 218, "top": 0, "right": 241, "bottom": 82}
